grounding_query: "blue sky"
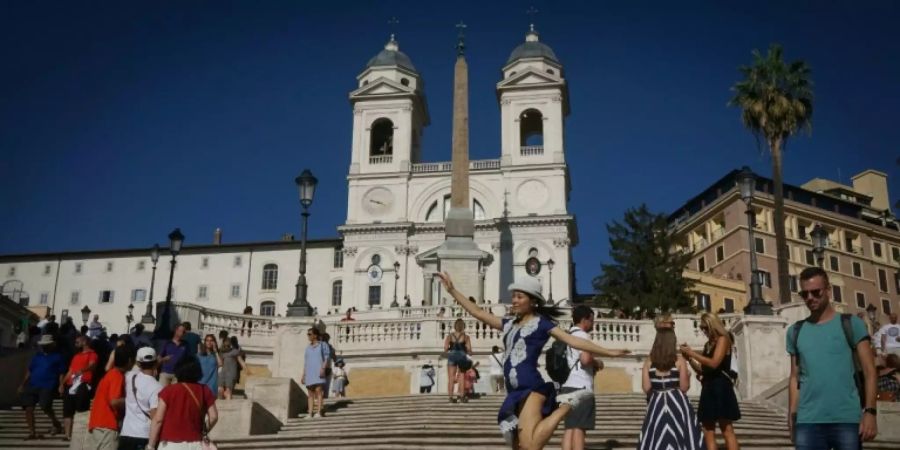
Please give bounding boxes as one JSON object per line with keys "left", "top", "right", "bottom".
{"left": 1, "top": 1, "right": 898, "bottom": 293}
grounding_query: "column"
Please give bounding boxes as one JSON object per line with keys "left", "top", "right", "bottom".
{"left": 423, "top": 275, "right": 433, "bottom": 306}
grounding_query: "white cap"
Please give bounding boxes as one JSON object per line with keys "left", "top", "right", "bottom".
{"left": 136, "top": 347, "right": 157, "bottom": 363}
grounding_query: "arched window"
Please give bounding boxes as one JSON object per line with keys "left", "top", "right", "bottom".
{"left": 332, "top": 280, "right": 343, "bottom": 306}
{"left": 262, "top": 264, "right": 278, "bottom": 290}
{"left": 519, "top": 109, "right": 544, "bottom": 147}
{"left": 260, "top": 300, "right": 276, "bottom": 317}
{"left": 425, "top": 195, "right": 487, "bottom": 222}
{"left": 473, "top": 199, "right": 486, "bottom": 220}
{"left": 370, "top": 118, "right": 394, "bottom": 156}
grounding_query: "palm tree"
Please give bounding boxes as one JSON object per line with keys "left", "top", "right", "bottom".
{"left": 729, "top": 44, "right": 813, "bottom": 306}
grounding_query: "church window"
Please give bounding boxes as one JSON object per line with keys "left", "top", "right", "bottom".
{"left": 333, "top": 247, "right": 344, "bottom": 268}
{"left": 546, "top": 69, "right": 555, "bottom": 75}
{"left": 368, "top": 285, "right": 381, "bottom": 307}
{"left": 528, "top": 248, "right": 539, "bottom": 258}
{"left": 474, "top": 199, "right": 486, "bottom": 220}
{"left": 332, "top": 280, "right": 343, "bottom": 306}
{"left": 520, "top": 109, "right": 544, "bottom": 147}
{"left": 370, "top": 118, "right": 394, "bottom": 156}
{"left": 260, "top": 300, "right": 276, "bottom": 317}
{"left": 425, "top": 196, "right": 487, "bottom": 222}
{"left": 371, "top": 254, "right": 381, "bottom": 266}
{"left": 262, "top": 264, "right": 278, "bottom": 290}
{"left": 400, "top": 78, "right": 410, "bottom": 86}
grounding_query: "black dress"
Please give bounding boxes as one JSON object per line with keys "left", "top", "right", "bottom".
{"left": 697, "top": 340, "right": 741, "bottom": 423}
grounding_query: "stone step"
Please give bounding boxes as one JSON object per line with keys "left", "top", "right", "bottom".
{"left": 308, "top": 405, "right": 777, "bottom": 419}
{"left": 0, "top": 439, "right": 68, "bottom": 448}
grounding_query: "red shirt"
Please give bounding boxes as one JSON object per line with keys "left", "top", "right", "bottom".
{"left": 158, "top": 383, "right": 215, "bottom": 443}
{"left": 67, "top": 349, "right": 98, "bottom": 385}
{"left": 88, "top": 369, "right": 124, "bottom": 431}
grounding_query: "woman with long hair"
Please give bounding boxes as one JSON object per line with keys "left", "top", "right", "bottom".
{"left": 220, "top": 336, "right": 247, "bottom": 400}
{"left": 147, "top": 355, "right": 218, "bottom": 450}
{"left": 302, "top": 327, "right": 330, "bottom": 418}
{"left": 444, "top": 318, "right": 472, "bottom": 403}
{"left": 640, "top": 328, "right": 705, "bottom": 449}
{"left": 680, "top": 313, "right": 740, "bottom": 450}
{"left": 198, "top": 334, "right": 223, "bottom": 399}
{"left": 436, "top": 272, "right": 630, "bottom": 450}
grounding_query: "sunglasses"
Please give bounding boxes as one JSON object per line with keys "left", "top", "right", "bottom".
{"left": 798, "top": 288, "right": 825, "bottom": 299}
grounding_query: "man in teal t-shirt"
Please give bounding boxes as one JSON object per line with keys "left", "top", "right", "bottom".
{"left": 786, "top": 266, "right": 878, "bottom": 450}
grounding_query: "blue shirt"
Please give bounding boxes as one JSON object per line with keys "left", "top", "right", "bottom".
{"left": 183, "top": 332, "right": 201, "bottom": 357}
{"left": 303, "top": 342, "right": 330, "bottom": 386}
{"left": 29, "top": 352, "right": 65, "bottom": 389}
{"left": 786, "top": 314, "right": 869, "bottom": 424}
{"left": 160, "top": 340, "right": 187, "bottom": 374}
{"left": 198, "top": 353, "right": 219, "bottom": 395}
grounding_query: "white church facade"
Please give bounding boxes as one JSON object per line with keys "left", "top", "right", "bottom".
{"left": 0, "top": 28, "right": 578, "bottom": 335}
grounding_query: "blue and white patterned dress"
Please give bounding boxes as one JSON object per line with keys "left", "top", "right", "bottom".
{"left": 638, "top": 368, "right": 705, "bottom": 450}
{"left": 497, "top": 315, "right": 558, "bottom": 440}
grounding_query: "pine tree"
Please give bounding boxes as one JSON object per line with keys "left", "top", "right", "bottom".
{"left": 592, "top": 204, "right": 695, "bottom": 316}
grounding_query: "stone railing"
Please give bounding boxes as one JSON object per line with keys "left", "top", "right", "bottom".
{"left": 520, "top": 145, "right": 544, "bottom": 156}
{"left": 169, "top": 302, "right": 276, "bottom": 350}
{"left": 411, "top": 158, "right": 501, "bottom": 174}
{"left": 369, "top": 155, "right": 392, "bottom": 164}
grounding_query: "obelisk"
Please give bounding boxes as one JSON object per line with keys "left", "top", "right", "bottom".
{"left": 437, "top": 22, "right": 484, "bottom": 301}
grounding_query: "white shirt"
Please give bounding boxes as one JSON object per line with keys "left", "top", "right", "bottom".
{"left": 878, "top": 323, "right": 900, "bottom": 350}
{"left": 562, "top": 327, "right": 595, "bottom": 390}
{"left": 489, "top": 352, "right": 505, "bottom": 376}
{"left": 121, "top": 371, "right": 162, "bottom": 439}
{"left": 419, "top": 366, "right": 435, "bottom": 386}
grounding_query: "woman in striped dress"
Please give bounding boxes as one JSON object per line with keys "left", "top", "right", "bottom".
{"left": 639, "top": 328, "right": 705, "bottom": 450}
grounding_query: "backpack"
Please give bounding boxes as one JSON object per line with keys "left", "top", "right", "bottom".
{"left": 545, "top": 328, "right": 577, "bottom": 384}
{"left": 790, "top": 313, "right": 865, "bottom": 406}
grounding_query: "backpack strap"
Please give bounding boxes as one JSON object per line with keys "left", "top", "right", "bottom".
{"left": 567, "top": 327, "right": 581, "bottom": 372}
{"left": 791, "top": 319, "right": 806, "bottom": 386}
{"left": 840, "top": 314, "right": 862, "bottom": 371}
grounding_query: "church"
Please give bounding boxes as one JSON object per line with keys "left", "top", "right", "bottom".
{"left": 0, "top": 26, "right": 577, "bottom": 335}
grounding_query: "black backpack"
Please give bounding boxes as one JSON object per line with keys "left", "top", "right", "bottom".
{"left": 790, "top": 314, "right": 865, "bottom": 406}
{"left": 545, "top": 328, "right": 577, "bottom": 384}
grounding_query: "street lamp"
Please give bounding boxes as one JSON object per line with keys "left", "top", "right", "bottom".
{"left": 81, "top": 305, "right": 91, "bottom": 327}
{"left": 547, "top": 258, "right": 555, "bottom": 302}
{"left": 811, "top": 224, "right": 828, "bottom": 268}
{"left": 141, "top": 244, "right": 160, "bottom": 324}
{"left": 287, "top": 169, "right": 318, "bottom": 317}
{"left": 154, "top": 228, "right": 184, "bottom": 339}
{"left": 866, "top": 303, "right": 878, "bottom": 333}
{"left": 737, "top": 167, "right": 772, "bottom": 315}
{"left": 391, "top": 261, "right": 401, "bottom": 308}
{"left": 126, "top": 303, "right": 134, "bottom": 333}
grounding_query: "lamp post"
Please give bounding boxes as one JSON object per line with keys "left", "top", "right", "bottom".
{"left": 81, "top": 305, "right": 91, "bottom": 327}
{"left": 737, "top": 167, "right": 772, "bottom": 315}
{"left": 866, "top": 303, "right": 878, "bottom": 335}
{"left": 141, "top": 244, "right": 160, "bottom": 324}
{"left": 125, "top": 303, "right": 134, "bottom": 333}
{"left": 154, "top": 228, "right": 184, "bottom": 339}
{"left": 391, "top": 261, "right": 401, "bottom": 308}
{"left": 811, "top": 224, "right": 828, "bottom": 268}
{"left": 547, "top": 258, "right": 555, "bottom": 303}
{"left": 287, "top": 169, "right": 318, "bottom": 317}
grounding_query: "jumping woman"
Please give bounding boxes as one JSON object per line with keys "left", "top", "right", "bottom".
{"left": 436, "top": 272, "right": 631, "bottom": 450}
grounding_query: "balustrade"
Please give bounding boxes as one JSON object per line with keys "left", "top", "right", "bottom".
{"left": 411, "top": 159, "right": 500, "bottom": 174}
{"left": 369, "top": 155, "right": 393, "bottom": 164}
{"left": 520, "top": 145, "right": 544, "bottom": 156}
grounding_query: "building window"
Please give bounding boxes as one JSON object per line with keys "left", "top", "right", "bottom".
{"left": 716, "top": 245, "right": 724, "bottom": 263}
{"left": 893, "top": 247, "right": 900, "bottom": 264}
{"left": 754, "top": 237, "right": 765, "bottom": 254}
{"left": 75, "top": 262, "right": 83, "bottom": 274}
{"left": 789, "top": 275, "right": 798, "bottom": 293}
{"left": 805, "top": 250, "right": 815, "bottom": 266}
{"left": 853, "top": 262, "right": 862, "bottom": 278}
{"left": 332, "top": 280, "right": 343, "bottom": 306}
{"left": 137, "top": 260, "right": 146, "bottom": 271}
{"left": 724, "top": 298, "right": 735, "bottom": 313}
{"left": 40, "top": 293, "right": 49, "bottom": 305}
{"left": 334, "top": 248, "right": 344, "bottom": 269}
{"left": 856, "top": 292, "right": 866, "bottom": 308}
{"left": 7, "top": 266, "right": 15, "bottom": 277}
{"left": 234, "top": 255, "right": 242, "bottom": 267}
{"left": 106, "top": 261, "right": 114, "bottom": 272}
{"left": 895, "top": 272, "right": 900, "bottom": 294}
{"left": 70, "top": 291, "right": 80, "bottom": 305}
{"left": 874, "top": 242, "right": 883, "bottom": 258}
{"left": 230, "top": 284, "right": 241, "bottom": 298}
{"left": 833, "top": 285, "right": 843, "bottom": 303}
{"left": 370, "top": 118, "right": 395, "bottom": 156}
{"left": 519, "top": 109, "right": 544, "bottom": 146}
{"left": 829, "top": 255, "right": 840, "bottom": 272}
{"left": 262, "top": 264, "right": 278, "bottom": 290}
{"left": 260, "top": 301, "right": 276, "bottom": 317}
{"left": 131, "top": 289, "right": 146, "bottom": 302}
{"left": 201, "top": 257, "right": 209, "bottom": 269}
{"left": 44, "top": 264, "right": 52, "bottom": 275}
{"left": 368, "top": 285, "right": 382, "bottom": 307}
{"left": 786, "top": 245, "right": 792, "bottom": 261}
{"left": 878, "top": 269, "right": 889, "bottom": 293}
{"left": 198, "top": 285, "right": 208, "bottom": 299}
{"left": 884, "top": 299, "right": 894, "bottom": 315}
{"left": 99, "top": 290, "right": 114, "bottom": 304}
{"left": 759, "top": 270, "right": 772, "bottom": 288}
{"left": 697, "top": 257, "right": 706, "bottom": 273}
{"left": 696, "top": 293, "right": 711, "bottom": 312}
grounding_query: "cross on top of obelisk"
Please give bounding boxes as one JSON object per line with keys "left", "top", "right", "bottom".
{"left": 456, "top": 21, "right": 467, "bottom": 56}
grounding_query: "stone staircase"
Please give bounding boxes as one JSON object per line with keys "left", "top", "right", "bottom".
{"left": 1, "top": 394, "right": 897, "bottom": 449}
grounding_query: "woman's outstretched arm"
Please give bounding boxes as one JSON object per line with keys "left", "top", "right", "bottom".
{"left": 436, "top": 272, "right": 503, "bottom": 330}
{"left": 549, "top": 327, "right": 631, "bottom": 357}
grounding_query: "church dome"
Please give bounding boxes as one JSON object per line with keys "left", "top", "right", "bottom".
{"left": 506, "top": 29, "right": 559, "bottom": 65}
{"left": 366, "top": 36, "right": 417, "bottom": 73}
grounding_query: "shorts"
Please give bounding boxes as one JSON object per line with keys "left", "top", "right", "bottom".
{"left": 63, "top": 383, "right": 91, "bottom": 418}
{"left": 117, "top": 435, "right": 149, "bottom": 450}
{"left": 20, "top": 386, "right": 55, "bottom": 412}
{"left": 88, "top": 428, "right": 118, "bottom": 450}
{"left": 159, "top": 372, "right": 177, "bottom": 386}
{"left": 560, "top": 387, "right": 596, "bottom": 430}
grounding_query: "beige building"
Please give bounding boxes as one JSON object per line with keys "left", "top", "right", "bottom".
{"left": 671, "top": 168, "right": 899, "bottom": 324}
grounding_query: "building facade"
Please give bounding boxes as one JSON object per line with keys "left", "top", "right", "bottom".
{"left": 672, "top": 168, "right": 899, "bottom": 323}
{"left": 0, "top": 28, "right": 578, "bottom": 335}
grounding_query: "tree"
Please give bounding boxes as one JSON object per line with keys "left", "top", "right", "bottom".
{"left": 592, "top": 204, "right": 696, "bottom": 316}
{"left": 729, "top": 44, "right": 813, "bottom": 305}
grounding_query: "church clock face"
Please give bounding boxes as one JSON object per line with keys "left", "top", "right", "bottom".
{"left": 362, "top": 187, "right": 395, "bottom": 216}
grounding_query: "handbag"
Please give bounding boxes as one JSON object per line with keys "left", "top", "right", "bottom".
{"left": 183, "top": 383, "right": 218, "bottom": 450}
